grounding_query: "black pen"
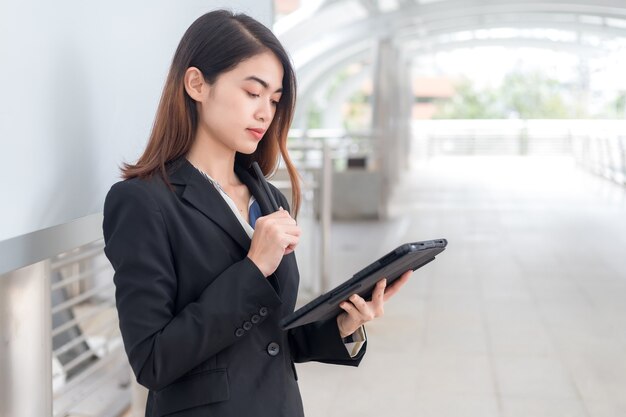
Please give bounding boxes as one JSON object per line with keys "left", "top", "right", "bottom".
{"left": 252, "top": 162, "right": 280, "bottom": 212}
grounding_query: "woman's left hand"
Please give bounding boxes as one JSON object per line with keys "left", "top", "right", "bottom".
{"left": 336, "top": 270, "right": 413, "bottom": 338}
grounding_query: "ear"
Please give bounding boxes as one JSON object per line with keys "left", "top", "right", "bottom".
{"left": 184, "top": 67, "right": 208, "bottom": 102}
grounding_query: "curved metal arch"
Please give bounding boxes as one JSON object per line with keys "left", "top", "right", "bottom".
{"left": 296, "top": 19, "right": 620, "bottom": 95}
{"left": 296, "top": 38, "right": 374, "bottom": 101}
{"left": 394, "top": 15, "right": 626, "bottom": 42}
{"left": 319, "top": 0, "right": 626, "bottom": 20}
{"left": 404, "top": 36, "right": 603, "bottom": 57}
{"left": 321, "top": 64, "right": 371, "bottom": 129}
{"left": 318, "top": 0, "right": 626, "bottom": 14}
{"left": 282, "top": 0, "right": 626, "bottom": 53}
{"left": 304, "top": 36, "right": 599, "bottom": 101}
{"left": 282, "top": 0, "right": 626, "bottom": 80}
{"left": 397, "top": 22, "right": 620, "bottom": 57}
{"left": 294, "top": 47, "right": 373, "bottom": 128}
{"left": 286, "top": 0, "right": 626, "bottom": 128}
{"left": 297, "top": 25, "right": 602, "bottom": 99}
{"left": 294, "top": 34, "right": 601, "bottom": 128}
{"left": 294, "top": 9, "right": 622, "bottom": 71}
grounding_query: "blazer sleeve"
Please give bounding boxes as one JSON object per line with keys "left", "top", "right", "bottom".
{"left": 103, "top": 180, "right": 282, "bottom": 391}
{"left": 270, "top": 185, "right": 367, "bottom": 367}
{"left": 288, "top": 318, "right": 366, "bottom": 366}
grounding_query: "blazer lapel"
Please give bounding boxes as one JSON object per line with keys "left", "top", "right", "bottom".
{"left": 234, "top": 162, "right": 277, "bottom": 217}
{"left": 168, "top": 158, "right": 252, "bottom": 253}
{"left": 234, "top": 162, "right": 283, "bottom": 294}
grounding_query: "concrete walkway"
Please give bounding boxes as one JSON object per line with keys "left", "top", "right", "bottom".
{"left": 296, "top": 156, "right": 626, "bottom": 417}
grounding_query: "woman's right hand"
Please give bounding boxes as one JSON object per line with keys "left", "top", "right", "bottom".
{"left": 247, "top": 207, "right": 301, "bottom": 277}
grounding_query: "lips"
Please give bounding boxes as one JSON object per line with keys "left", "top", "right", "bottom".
{"left": 246, "top": 128, "right": 266, "bottom": 140}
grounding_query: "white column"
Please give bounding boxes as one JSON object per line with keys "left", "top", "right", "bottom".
{"left": 371, "top": 38, "right": 411, "bottom": 218}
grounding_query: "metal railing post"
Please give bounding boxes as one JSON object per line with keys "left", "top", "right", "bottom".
{"left": 0, "top": 261, "right": 52, "bottom": 417}
{"left": 320, "top": 140, "right": 332, "bottom": 293}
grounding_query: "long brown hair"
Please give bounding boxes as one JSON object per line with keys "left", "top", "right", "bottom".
{"left": 121, "top": 10, "right": 301, "bottom": 215}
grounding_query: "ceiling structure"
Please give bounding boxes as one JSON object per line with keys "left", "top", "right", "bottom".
{"left": 275, "top": 0, "right": 626, "bottom": 128}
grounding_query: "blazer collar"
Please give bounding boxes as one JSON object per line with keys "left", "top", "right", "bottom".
{"left": 233, "top": 162, "right": 277, "bottom": 216}
{"left": 167, "top": 157, "right": 277, "bottom": 253}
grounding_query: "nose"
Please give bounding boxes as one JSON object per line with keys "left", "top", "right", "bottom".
{"left": 255, "top": 98, "right": 274, "bottom": 123}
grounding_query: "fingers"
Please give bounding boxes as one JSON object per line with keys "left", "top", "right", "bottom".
{"left": 339, "top": 300, "right": 356, "bottom": 315}
{"left": 280, "top": 234, "right": 299, "bottom": 249}
{"left": 257, "top": 215, "right": 296, "bottom": 227}
{"left": 383, "top": 270, "right": 412, "bottom": 302}
{"left": 255, "top": 215, "right": 301, "bottom": 241}
{"left": 337, "top": 272, "right": 413, "bottom": 333}
{"left": 281, "top": 224, "right": 301, "bottom": 237}
{"left": 346, "top": 294, "right": 377, "bottom": 321}
{"left": 338, "top": 299, "right": 367, "bottom": 333}
{"left": 256, "top": 214, "right": 299, "bottom": 239}
{"left": 370, "top": 279, "right": 386, "bottom": 314}
{"left": 266, "top": 209, "right": 293, "bottom": 221}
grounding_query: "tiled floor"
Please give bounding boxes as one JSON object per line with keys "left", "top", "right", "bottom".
{"left": 296, "top": 156, "right": 626, "bottom": 417}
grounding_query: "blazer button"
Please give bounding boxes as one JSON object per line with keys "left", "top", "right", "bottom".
{"left": 259, "top": 307, "right": 269, "bottom": 317}
{"left": 243, "top": 321, "right": 252, "bottom": 331}
{"left": 251, "top": 314, "right": 261, "bottom": 324}
{"left": 235, "top": 328, "right": 245, "bottom": 337}
{"left": 267, "top": 342, "right": 280, "bottom": 357}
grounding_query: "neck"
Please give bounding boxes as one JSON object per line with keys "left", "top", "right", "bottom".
{"left": 186, "top": 131, "right": 240, "bottom": 187}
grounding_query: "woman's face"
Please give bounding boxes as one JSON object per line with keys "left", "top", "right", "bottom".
{"left": 192, "top": 51, "right": 284, "bottom": 155}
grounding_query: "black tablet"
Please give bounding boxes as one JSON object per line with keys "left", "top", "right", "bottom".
{"left": 280, "top": 238, "right": 447, "bottom": 330}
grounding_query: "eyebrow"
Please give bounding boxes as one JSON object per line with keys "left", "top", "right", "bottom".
{"left": 244, "top": 76, "right": 283, "bottom": 93}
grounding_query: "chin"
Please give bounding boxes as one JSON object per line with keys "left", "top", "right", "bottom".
{"left": 239, "top": 144, "right": 259, "bottom": 155}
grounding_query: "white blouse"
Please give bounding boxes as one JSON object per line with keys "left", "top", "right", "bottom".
{"left": 195, "top": 168, "right": 257, "bottom": 238}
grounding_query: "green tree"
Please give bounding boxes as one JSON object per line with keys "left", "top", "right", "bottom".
{"left": 616, "top": 92, "right": 626, "bottom": 116}
{"left": 343, "top": 89, "right": 371, "bottom": 131}
{"left": 500, "top": 71, "right": 572, "bottom": 119}
{"left": 603, "top": 91, "right": 626, "bottom": 118}
{"left": 434, "top": 71, "right": 586, "bottom": 119}
{"left": 434, "top": 79, "right": 505, "bottom": 119}
{"left": 306, "top": 101, "right": 323, "bottom": 129}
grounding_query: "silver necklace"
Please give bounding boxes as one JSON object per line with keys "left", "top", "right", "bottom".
{"left": 194, "top": 166, "right": 247, "bottom": 214}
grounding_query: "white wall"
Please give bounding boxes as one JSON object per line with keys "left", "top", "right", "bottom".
{"left": 0, "top": 1, "right": 272, "bottom": 243}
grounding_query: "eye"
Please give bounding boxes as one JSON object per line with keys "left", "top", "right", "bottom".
{"left": 247, "top": 90, "right": 279, "bottom": 107}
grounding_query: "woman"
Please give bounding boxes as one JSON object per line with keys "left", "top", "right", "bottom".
{"left": 103, "top": 9, "right": 412, "bottom": 417}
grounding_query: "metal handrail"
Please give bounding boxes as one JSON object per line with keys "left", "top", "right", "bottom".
{"left": 52, "top": 345, "right": 125, "bottom": 407}
{"left": 51, "top": 282, "right": 114, "bottom": 315}
{"left": 53, "top": 317, "right": 118, "bottom": 357}
{"left": 47, "top": 241, "right": 126, "bottom": 417}
{"left": 51, "top": 242, "right": 106, "bottom": 270}
{"left": 51, "top": 263, "right": 113, "bottom": 291}
{"left": 52, "top": 302, "right": 113, "bottom": 337}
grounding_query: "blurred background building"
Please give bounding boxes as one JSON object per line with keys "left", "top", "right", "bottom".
{"left": 1, "top": 0, "right": 625, "bottom": 416}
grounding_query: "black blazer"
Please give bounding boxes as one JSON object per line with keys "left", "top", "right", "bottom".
{"left": 102, "top": 157, "right": 366, "bottom": 417}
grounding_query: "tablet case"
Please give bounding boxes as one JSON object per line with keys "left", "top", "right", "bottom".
{"left": 281, "top": 239, "right": 447, "bottom": 330}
